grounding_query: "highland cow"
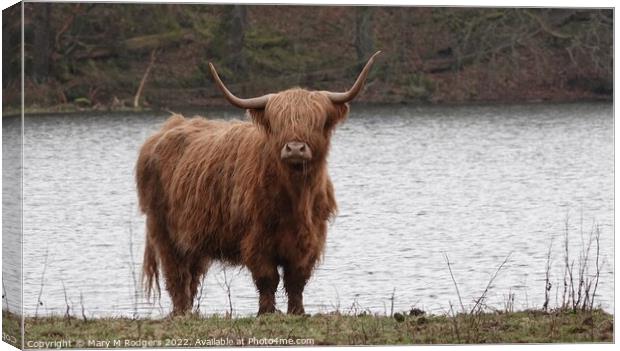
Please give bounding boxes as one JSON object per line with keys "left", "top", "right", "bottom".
{"left": 136, "top": 51, "right": 381, "bottom": 316}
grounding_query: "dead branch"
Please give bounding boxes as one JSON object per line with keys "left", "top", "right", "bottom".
{"left": 589, "top": 225, "right": 601, "bottom": 310}
{"left": 133, "top": 49, "right": 158, "bottom": 109}
{"left": 470, "top": 252, "right": 512, "bottom": 314}
{"left": 35, "top": 248, "right": 49, "bottom": 318}
{"left": 79, "top": 291, "right": 87, "bottom": 322}
{"left": 61, "top": 280, "right": 71, "bottom": 322}
{"left": 543, "top": 237, "right": 553, "bottom": 311}
{"left": 2, "top": 279, "right": 9, "bottom": 314}
{"left": 443, "top": 252, "right": 466, "bottom": 313}
{"left": 524, "top": 10, "right": 573, "bottom": 39}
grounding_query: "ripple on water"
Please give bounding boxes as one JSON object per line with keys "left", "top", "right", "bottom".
{"left": 4, "top": 103, "right": 613, "bottom": 317}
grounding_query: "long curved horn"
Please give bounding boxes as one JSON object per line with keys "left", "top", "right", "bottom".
{"left": 208, "top": 62, "right": 272, "bottom": 109}
{"left": 324, "top": 50, "right": 382, "bottom": 104}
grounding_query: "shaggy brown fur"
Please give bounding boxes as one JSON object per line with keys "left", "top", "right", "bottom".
{"left": 136, "top": 89, "right": 350, "bottom": 315}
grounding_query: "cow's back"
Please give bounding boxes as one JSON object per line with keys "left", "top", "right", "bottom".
{"left": 136, "top": 114, "right": 189, "bottom": 215}
{"left": 138, "top": 114, "right": 265, "bottom": 255}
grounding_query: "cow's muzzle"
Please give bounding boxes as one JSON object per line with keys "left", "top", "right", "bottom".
{"left": 280, "top": 141, "right": 312, "bottom": 165}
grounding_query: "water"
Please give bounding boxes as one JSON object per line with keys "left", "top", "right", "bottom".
{"left": 3, "top": 103, "right": 614, "bottom": 317}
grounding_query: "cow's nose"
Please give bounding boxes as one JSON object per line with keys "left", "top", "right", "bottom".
{"left": 281, "top": 141, "right": 312, "bottom": 161}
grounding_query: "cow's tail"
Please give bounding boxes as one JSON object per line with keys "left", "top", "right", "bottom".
{"left": 142, "top": 233, "right": 160, "bottom": 301}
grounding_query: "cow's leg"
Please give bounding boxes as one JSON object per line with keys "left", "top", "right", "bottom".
{"left": 188, "top": 255, "right": 211, "bottom": 311}
{"left": 161, "top": 255, "right": 193, "bottom": 316}
{"left": 283, "top": 262, "right": 314, "bottom": 315}
{"left": 145, "top": 215, "right": 192, "bottom": 315}
{"left": 248, "top": 260, "right": 280, "bottom": 315}
{"left": 153, "top": 231, "right": 193, "bottom": 315}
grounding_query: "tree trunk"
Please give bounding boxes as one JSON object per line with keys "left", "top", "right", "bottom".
{"left": 226, "top": 5, "right": 247, "bottom": 75}
{"left": 32, "top": 3, "right": 52, "bottom": 82}
{"left": 354, "top": 7, "right": 374, "bottom": 66}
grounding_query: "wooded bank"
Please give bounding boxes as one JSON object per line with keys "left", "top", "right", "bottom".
{"left": 2, "top": 4, "right": 613, "bottom": 111}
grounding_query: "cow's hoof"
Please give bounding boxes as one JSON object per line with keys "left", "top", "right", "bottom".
{"left": 287, "top": 307, "right": 306, "bottom": 315}
{"left": 256, "top": 308, "right": 277, "bottom": 316}
{"left": 168, "top": 309, "right": 191, "bottom": 319}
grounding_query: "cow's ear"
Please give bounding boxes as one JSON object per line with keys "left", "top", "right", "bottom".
{"left": 248, "top": 109, "right": 270, "bottom": 132}
{"left": 325, "top": 103, "right": 349, "bottom": 131}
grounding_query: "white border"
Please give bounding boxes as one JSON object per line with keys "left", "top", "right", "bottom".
{"left": 3, "top": 0, "right": 617, "bottom": 9}
{"left": 0, "top": 1, "right": 616, "bottom": 351}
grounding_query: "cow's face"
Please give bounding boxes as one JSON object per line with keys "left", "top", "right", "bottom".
{"left": 249, "top": 90, "right": 349, "bottom": 173}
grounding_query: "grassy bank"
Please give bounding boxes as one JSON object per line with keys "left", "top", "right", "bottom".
{"left": 1, "top": 104, "right": 153, "bottom": 117}
{"left": 6, "top": 309, "right": 613, "bottom": 347}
